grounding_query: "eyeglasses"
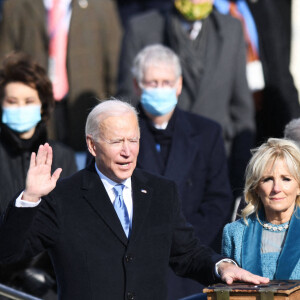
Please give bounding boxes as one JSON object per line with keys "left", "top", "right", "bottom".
{"left": 141, "top": 79, "right": 177, "bottom": 89}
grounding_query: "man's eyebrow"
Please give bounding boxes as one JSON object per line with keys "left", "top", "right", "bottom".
{"left": 105, "top": 138, "right": 123, "bottom": 143}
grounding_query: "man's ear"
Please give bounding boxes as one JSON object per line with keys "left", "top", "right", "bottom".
{"left": 133, "top": 78, "right": 142, "bottom": 97}
{"left": 86, "top": 135, "right": 97, "bottom": 157}
{"left": 176, "top": 76, "right": 183, "bottom": 97}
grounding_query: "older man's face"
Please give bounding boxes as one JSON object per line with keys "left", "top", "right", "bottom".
{"left": 90, "top": 112, "right": 140, "bottom": 183}
{"left": 141, "top": 64, "right": 182, "bottom": 97}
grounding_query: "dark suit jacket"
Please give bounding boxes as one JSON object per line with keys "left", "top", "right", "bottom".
{"left": 0, "top": 0, "right": 122, "bottom": 150}
{"left": 138, "top": 108, "right": 233, "bottom": 299}
{"left": 138, "top": 108, "right": 233, "bottom": 251}
{"left": 0, "top": 164, "right": 222, "bottom": 300}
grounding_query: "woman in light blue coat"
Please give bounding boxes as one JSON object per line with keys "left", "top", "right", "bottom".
{"left": 222, "top": 138, "right": 300, "bottom": 279}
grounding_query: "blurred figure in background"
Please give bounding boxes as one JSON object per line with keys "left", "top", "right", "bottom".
{"left": 117, "top": 0, "right": 255, "bottom": 198}
{"left": 133, "top": 44, "right": 234, "bottom": 300}
{"left": 0, "top": 0, "right": 3, "bottom": 21}
{"left": 0, "top": 52, "right": 77, "bottom": 299}
{"left": 284, "top": 118, "right": 300, "bottom": 147}
{"left": 0, "top": 0, "right": 122, "bottom": 151}
{"left": 214, "top": 0, "right": 300, "bottom": 145}
{"left": 290, "top": 0, "right": 300, "bottom": 102}
{"left": 115, "top": 0, "right": 172, "bottom": 28}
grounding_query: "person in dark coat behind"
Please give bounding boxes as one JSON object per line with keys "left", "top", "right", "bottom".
{"left": 214, "top": 0, "right": 300, "bottom": 145}
{"left": 0, "top": 52, "right": 77, "bottom": 299}
{"left": 132, "top": 44, "right": 234, "bottom": 299}
{"left": 117, "top": 0, "right": 256, "bottom": 198}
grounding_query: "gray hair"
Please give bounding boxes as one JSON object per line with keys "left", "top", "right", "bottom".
{"left": 132, "top": 44, "right": 182, "bottom": 84}
{"left": 85, "top": 99, "right": 139, "bottom": 141}
{"left": 242, "top": 138, "right": 300, "bottom": 223}
{"left": 284, "top": 118, "right": 300, "bottom": 148}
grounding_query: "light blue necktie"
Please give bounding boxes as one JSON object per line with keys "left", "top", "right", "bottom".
{"left": 113, "top": 184, "right": 130, "bottom": 238}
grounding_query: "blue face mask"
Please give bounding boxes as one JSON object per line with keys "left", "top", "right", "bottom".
{"left": 2, "top": 105, "right": 42, "bottom": 133}
{"left": 140, "top": 87, "right": 178, "bottom": 116}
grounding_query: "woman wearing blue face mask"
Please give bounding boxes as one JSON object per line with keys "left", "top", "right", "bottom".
{"left": 0, "top": 52, "right": 77, "bottom": 299}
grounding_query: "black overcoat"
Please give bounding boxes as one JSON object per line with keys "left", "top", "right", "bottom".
{"left": 0, "top": 165, "right": 222, "bottom": 300}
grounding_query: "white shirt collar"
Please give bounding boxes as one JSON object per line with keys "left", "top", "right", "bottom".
{"left": 94, "top": 163, "right": 131, "bottom": 192}
{"left": 153, "top": 121, "right": 169, "bottom": 130}
{"left": 94, "top": 163, "right": 133, "bottom": 222}
{"left": 44, "top": 0, "right": 72, "bottom": 10}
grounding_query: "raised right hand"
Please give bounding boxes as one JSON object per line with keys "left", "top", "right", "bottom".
{"left": 22, "top": 143, "right": 62, "bottom": 202}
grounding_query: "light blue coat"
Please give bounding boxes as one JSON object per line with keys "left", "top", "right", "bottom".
{"left": 222, "top": 209, "right": 300, "bottom": 279}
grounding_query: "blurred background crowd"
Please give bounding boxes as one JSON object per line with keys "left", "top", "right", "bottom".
{"left": 0, "top": 0, "right": 299, "bottom": 299}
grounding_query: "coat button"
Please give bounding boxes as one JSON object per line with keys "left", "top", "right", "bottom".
{"left": 127, "top": 292, "right": 135, "bottom": 299}
{"left": 125, "top": 254, "right": 133, "bottom": 263}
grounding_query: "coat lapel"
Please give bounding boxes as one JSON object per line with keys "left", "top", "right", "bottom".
{"left": 192, "top": 11, "right": 225, "bottom": 111}
{"left": 138, "top": 109, "right": 199, "bottom": 184}
{"left": 138, "top": 119, "right": 164, "bottom": 174}
{"left": 163, "top": 110, "right": 199, "bottom": 183}
{"left": 275, "top": 208, "right": 300, "bottom": 279}
{"left": 242, "top": 212, "right": 263, "bottom": 276}
{"left": 129, "top": 170, "right": 152, "bottom": 244}
{"left": 82, "top": 165, "right": 128, "bottom": 246}
{"left": 81, "top": 165, "right": 154, "bottom": 247}
{"left": 26, "top": 0, "right": 48, "bottom": 43}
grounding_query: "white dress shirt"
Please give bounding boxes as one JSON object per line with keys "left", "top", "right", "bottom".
{"left": 44, "top": 0, "right": 72, "bottom": 31}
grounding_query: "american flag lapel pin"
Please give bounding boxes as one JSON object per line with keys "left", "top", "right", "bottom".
{"left": 141, "top": 189, "right": 147, "bottom": 194}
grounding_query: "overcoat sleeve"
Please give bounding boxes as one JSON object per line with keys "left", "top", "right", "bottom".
{"left": 169, "top": 182, "right": 224, "bottom": 285}
{"left": 0, "top": 195, "right": 59, "bottom": 264}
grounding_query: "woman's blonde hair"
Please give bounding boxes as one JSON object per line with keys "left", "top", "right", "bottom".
{"left": 242, "top": 138, "right": 300, "bottom": 223}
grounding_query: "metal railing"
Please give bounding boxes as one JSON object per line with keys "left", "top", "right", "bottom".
{"left": 0, "top": 283, "right": 42, "bottom": 300}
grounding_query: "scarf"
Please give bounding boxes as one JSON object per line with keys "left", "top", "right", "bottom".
{"left": 243, "top": 208, "right": 300, "bottom": 279}
{"left": 165, "top": 9, "right": 210, "bottom": 107}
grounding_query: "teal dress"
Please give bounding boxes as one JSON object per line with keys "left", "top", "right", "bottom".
{"left": 222, "top": 208, "right": 300, "bottom": 279}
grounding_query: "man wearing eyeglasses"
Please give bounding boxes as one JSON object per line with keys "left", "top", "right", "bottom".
{"left": 133, "top": 44, "right": 234, "bottom": 299}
